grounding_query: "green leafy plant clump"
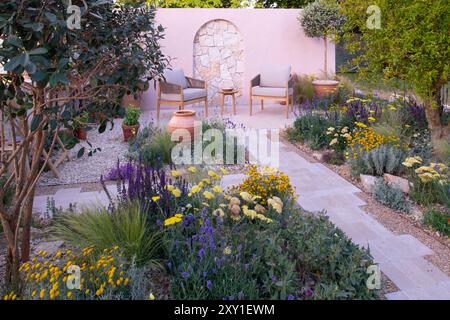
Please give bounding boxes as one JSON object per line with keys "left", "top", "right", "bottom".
{"left": 123, "top": 107, "right": 141, "bottom": 126}
{"left": 373, "top": 179, "right": 411, "bottom": 213}
{"left": 288, "top": 112, "right": 333, "bottom": 150}
{"left": 349, "top": 145, "right": 405, "bottom": 177}
{"left": 422, "top": 208, "right": 450, "bottom": 237}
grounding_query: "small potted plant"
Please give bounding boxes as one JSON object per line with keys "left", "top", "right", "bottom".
{"left": 122, "top": 106, "right": 141, "bottom": 142}
{"left": 299, "top": 0, "right": 345, "bottom": 97}
{"left": 73, "top": 111, "right": 89, "bottom": 140}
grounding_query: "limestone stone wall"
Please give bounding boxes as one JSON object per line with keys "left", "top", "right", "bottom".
{"left": 193, "top": 19, "right": 244, "bottom": 104}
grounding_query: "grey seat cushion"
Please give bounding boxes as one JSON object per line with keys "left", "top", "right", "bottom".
{"left": 161, "top": 88, "right": 207, "bottom": 102}
{"left": 260, "top": 65, "right": 291, "bottom": 88}
{"left": 252, "top": 86, "right": 293, "bottom": 97}
{"left": 163, "top": 68, "right": 188, "bottom": 88}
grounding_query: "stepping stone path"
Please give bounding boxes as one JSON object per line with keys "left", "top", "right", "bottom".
{"left": 274, "top": 140, "right": 449, "bottom": 299}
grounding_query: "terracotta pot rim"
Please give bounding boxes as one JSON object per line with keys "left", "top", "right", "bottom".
{"left": 122, "top": 123, "right": 140, "bottom": 129}
{"left": 173, "top": 110, "right": 196, "bottom": 117}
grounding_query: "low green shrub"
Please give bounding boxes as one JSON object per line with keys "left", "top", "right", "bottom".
{"left": 51, "top": 202, "right": 162, "bottom": 267}
{"left": 281, "top": 211, "right": 379, "bottom": 299}
{"left": 288, "top": 113, "right": 333, "bottom": 150}
{"left": 373, "top": 179, "right": 411, "bottom": 213}
{"left": 349, "top": 145, "right": 405, "bottom": 177}
{"left": 422, "top": 208, "right": 450, "bottom": 236}
{"left": 128, "top": 124, "right": 174, "bottom": 167}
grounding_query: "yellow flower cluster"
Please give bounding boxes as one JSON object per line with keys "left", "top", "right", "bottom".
{"left": 267, "top": 196, "right": 283, "bottom": 214}
{"left": 402, "top": 156, "right": 423, "bottom": 168}
{"left": 239, "top": 166, "right": 296, "bottom": 205}
{"left": 164, "top": 213, "right": 183, "bottom": 226}
{"left": 414, "top": 163, "right": 448, "bottom": 183}
{"left": 6, "top": 246, "right": 130, "bottom": 300}
{"left": 348, "top": 127, "right": 386, "bottom": 157}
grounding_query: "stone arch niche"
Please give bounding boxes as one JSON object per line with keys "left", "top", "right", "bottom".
{"left": 193, "top": 19, "right": 244, "bottom": 104}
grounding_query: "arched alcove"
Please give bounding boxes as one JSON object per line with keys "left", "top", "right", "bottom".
{"left": 193, "top": 19, "right": 244, "bottom": 104}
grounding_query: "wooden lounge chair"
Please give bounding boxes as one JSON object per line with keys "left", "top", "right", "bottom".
{"left": 249, "top": 65, "right": 294, "bottom": 118}
{"left": 157, "top": 68, "right": 208, "bottom": 120}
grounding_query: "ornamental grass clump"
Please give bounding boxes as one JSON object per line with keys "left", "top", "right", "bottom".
{"left": 51, "top": 202, "right": 163, "bottom": 267}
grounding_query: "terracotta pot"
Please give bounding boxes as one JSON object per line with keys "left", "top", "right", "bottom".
{"left": 312, "top": 80, "right": 340, "bottom": 97}
{"left": 122, "top": 123, "right": 140, "bottom": 142}
{"left": 74, "top": 128, "right": 87, "bottom": 140}
{"left": 167, "top": 110, "right": 198, "bottom": 141}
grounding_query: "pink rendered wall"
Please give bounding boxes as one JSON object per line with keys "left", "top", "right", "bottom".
{"left": 142, "top": 8, "right": 335, "bottom": 111}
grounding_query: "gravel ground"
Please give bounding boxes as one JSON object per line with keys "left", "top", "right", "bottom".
{"left": 281, "top": 134, "right": 450, "bottom": 278}
{"left": 38, "top": 119, "right": 128, "bottom": 186}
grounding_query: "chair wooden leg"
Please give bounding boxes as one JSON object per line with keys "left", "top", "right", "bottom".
{"left": 232, "top": 94, "right": 236, "bottom": 115}
{"left": 291, "top": 95, "right": 294, "bottom": 111}
{"left": 285, "top": 97, "right": 289, "bottom": 119}
{"left": 249, "top": 96, "right": 252, "bottom": 116}
{"left": 156, "top": 99, "right": 161, "bottom": 121}
{"left": 205, "top": 97, "right": 208, "bottom": 117}
{"left": 261, "top": 99, "right": 264, "bottom": 110}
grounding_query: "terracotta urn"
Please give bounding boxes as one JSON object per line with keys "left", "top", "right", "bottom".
{"left": 312, "top": 80, "right": 340, "bottom": 97}
{"left": 122, "top": 123, "right": 140, "bottom": 142}
{"left": 167, "top": 110, "right": 198, "bottom": 141}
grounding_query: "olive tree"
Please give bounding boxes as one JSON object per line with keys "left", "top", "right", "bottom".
{"left": 298, "top": 0, "right": 344, "bottom": 78}
{"left": 0, "top": 0, "right": 167, "bottom": 287}
{"left": 339, "top": 0, "right": 450, "bottom": 142}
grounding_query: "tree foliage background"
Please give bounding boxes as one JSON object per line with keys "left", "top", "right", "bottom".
{"left": 339, "top": 0, "right": 450, "bottom": 141}
{"left": 0, "top": 0, "right": 167, "bottom": 288}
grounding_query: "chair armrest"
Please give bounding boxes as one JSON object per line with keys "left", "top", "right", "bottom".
{"left": 250, "top": 74, "right": 260, "bottom": 87}
{"left": 186, "top": 76, "right": 206, "bottom": 89}
{"left": 159, "top": 80, "right": 183, "bottom": 95}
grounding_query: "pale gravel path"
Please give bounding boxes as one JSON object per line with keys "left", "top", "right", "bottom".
{"left": 38, "top": 119, "right": 130, "bottom": 186}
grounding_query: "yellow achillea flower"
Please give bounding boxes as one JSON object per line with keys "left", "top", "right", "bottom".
{"left": 223, "top": 246, "right": 232, "bottom": 255}
{"left": 151, "top": 196, "right": 160, "bottom": 202}
{"left": 208, "top": 170, "right": 220, "bottom": 180}
{"left": 212, "top": 185, "right": 223, "bottom": 193}
{"left": 149, "top": 293, "right": 156, "bottom": 300}
{"left": 191, "top": 184, "right": 201, "bottom": 194}
{"left": 188, "top": 166, "right": 197, "bottom": 173}
{"left": 171, "top": 188, "right": 181, "bottom": 197}
{"left": 164, "top": 214, "right": 183, "bottom": 227}
{"left": 402, "top": 156, "right": 422, "bottom": 168}
{"left": 203, "top": 191, "right": 215, "bottom": 200}
{"left": 171, "top": 170, "right": 182, "bottom": 178}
